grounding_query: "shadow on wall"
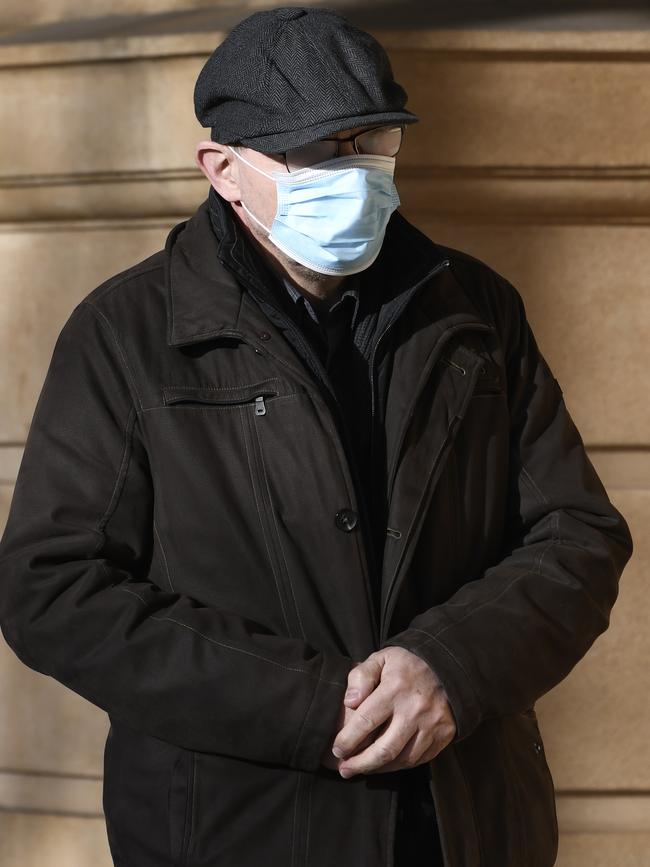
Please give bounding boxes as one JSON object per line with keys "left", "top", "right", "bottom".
{"left": 2, "top": 0, "right": 650, "bottom": 45}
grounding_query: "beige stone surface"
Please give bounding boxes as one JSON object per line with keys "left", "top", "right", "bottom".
{"left": 536, "top": 489, "right": 649, "bottom": 791}
{"left": 0, "top": 812, "right": 112, "bottom": 867}
{"left": 0, "top": 222, "right": 175, "bottom": 442}
{"left": 557, "top": 795, "right": 650, "bottom": 834}
{"left": 0, "top": 638, "right": 109, "bottom": 776}
{"left": 0, "top": 770, "right": 103, "bottom": 814}
{"left": 414, "top": 221, "right": 650, "bottom": 447}
{"left": 589, "top": 451, "right": 650, "bottom": 492}
{"left": 396, "top": 56, "right": 650, "bottom": 169}
{"left": 0, "top": 57, "right": 205, "bottom": 178}
{"left": 0, "top": 0, "right": 324, "bottom": 39}
{"left": 0, "top": 447, "right": 22, "bottom": 483}
{"left": 0, "top": 482, "right": 13, "bottom": 533}
{"left": 556, "top": 832, "right": 650, "bottom": 867}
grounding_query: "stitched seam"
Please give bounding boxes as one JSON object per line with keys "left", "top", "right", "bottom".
{"left": 162, "top": 379, "right": 281, "bottom": 392}
{"left": 184, "top": 752, "right": 197, "bottom": 865}
{"left": 290, "top": 773, "right": 299, "bottom": 867}
{"left": 521, "top": 464, "right": 549, "bottom": 506}
{"left": 180, "top": 753, "right": 192, "bottom": 867}
{"left": 428, "top": 537, "right": 561, "bottom": 642}
{"left": 94, "top": 405, "right": 137, "bottom": 549}
{"left": 90, "top": 262, "right": 163, "bottom": 303}
{"left": 240, "top": 407, "right": 291, "bottom": 634}
{"left": 454, "top": 746, "right": 485, "bottom": 865}
{"left": 290, "top": 654, "right": 327, "bottom": 766}
{"left": 153, "top": 519, "right": 174, "bottom": 592}
{"left": 304, "top": 773, "right": 313, "bottom": 867}
{"left": 496, "top": 718, "right": 527, "bottom": 862}
{"left": 529, "top": 514, "right": 555, "bottom": 573}
{"left": 83, "top": 301, "right": 144, "bottom": 413}
{"left": 117, "top": 585, "right": 345, "bottom": 684}
{"left": 253, "top": 416, "right": 307, "bottom": 641}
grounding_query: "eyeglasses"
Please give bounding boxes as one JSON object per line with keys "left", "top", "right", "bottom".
{"left": 282, "top": 124, "right": 405, "bottom": 172}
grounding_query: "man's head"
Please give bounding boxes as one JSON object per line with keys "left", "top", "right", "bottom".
{"left": 195, "top": 122, "right": 404, "bottom": 286}
{"left": 193, "top": 6, "right": 418, "bottom": 289}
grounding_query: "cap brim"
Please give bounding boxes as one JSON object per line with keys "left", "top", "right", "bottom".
{"left": 227, "top": 110, "right": 420, "bottom": 153}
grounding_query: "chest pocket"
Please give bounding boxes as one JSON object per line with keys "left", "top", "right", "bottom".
{"left": 156, "top": 375, "right": 307, "bottom": 639}
{"left": 161, "top": 377, "right": 285, "bottom": 411}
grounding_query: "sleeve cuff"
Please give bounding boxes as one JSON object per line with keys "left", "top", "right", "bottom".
{"left": 290, "top": 653, "right": 354, "bottom": 772}
{"left": 380, "top": 629, "right": 484, "bottom": 744}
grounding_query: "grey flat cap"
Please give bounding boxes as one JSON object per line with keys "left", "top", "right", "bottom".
{"left": 193, "top": 6, "right": 419, "bottom": 153}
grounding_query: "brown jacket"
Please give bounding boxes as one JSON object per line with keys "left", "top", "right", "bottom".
{"left": 0, "top": 198, "right": 633, "bottom": 866}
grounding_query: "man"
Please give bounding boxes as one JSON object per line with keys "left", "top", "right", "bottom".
{"left": 0, "top": 6, "right": 633, "bottom": 867}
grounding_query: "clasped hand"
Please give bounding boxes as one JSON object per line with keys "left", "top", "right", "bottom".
{"left": 321, "top": 646, "right": 457, "bottom": 778}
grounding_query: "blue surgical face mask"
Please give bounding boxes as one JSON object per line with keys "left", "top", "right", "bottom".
{"left": 227, "top": 145, "right": 401, "bottom": 276}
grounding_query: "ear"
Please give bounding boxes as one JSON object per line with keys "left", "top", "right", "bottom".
{"left": 195, "top": 140, "right": 241, "bottom": 202}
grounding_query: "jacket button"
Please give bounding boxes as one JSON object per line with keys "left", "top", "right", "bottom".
{"left": 533, "top": 741, "right": 543, "bottom": 755}
{"left": 335, "top": 509, "right": 358, "bottom": 532}
{"left": 258, "top": 331, "right": 272, "bottom": 341}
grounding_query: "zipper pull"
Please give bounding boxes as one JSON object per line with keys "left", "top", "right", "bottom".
{"left": 441, "top": 355, "right": 467, "bottom": 376}
{"left": 254, "top": 395, "right": 267, "bottom": 416}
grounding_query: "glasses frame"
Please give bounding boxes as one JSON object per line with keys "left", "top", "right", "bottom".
{"left": 281, "top": 123, "right": 405, "bottom": 171}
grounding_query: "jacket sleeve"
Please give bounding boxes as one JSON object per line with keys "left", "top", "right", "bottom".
{"left": 0, "top": 300, "right": 352, "bottom": 771}
{"left": 380, "top": 274, "right": 634, "bottom": 744}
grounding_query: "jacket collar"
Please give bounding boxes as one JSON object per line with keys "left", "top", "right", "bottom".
{"left": 165, "top": 187, "right": 486, "bottom": 348}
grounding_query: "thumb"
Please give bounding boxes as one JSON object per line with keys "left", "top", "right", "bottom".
{"left": 343, "top": 654, "right": 383, "bottom": 708}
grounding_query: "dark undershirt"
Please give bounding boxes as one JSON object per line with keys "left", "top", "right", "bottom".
{"left": 276, "top": 272, "right": 374, "bottom": 508}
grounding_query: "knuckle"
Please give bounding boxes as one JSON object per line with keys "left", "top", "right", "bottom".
{"left": 377, "top": 743, "right": 397, "bottom": 763}
{"left": 411, "top": 695, "right": 430, "bottom": 715}
{"left": 357, "top": 710, "right": 377, "bottom": 730}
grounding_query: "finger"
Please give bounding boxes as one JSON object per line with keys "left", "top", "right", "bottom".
{"left": 339, "top": 718, "right": 416, "bottom": 777}
{"left": 361, "top": 731, "right": 423, "bottom": 775}
{"left": 343, "top": 654, "right": 383, "bottom": 708}
{"left": 365, "top": 716, "right": 456, "bottom": 775}
{"left": 332, "top": 689, "right": 393, "bottom": 758}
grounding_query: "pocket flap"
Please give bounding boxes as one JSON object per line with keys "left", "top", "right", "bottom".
{"left": 162, "top": 378, "right": 281, "bottom": 406}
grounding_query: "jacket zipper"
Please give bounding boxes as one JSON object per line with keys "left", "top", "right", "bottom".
{"left": 242, "top": 393, "right": 305, "bottom": 639}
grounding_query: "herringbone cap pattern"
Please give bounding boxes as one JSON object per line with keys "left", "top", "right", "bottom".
{"left": 194, "top": 5, "right": 419, "bottom": 153}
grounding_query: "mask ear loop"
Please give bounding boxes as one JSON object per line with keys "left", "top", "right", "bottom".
{"left": 228, "top": 146, "right": 278, "bottom": 181}
{"left": 226, "top": 146, "right": 274, "bottom": 234}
